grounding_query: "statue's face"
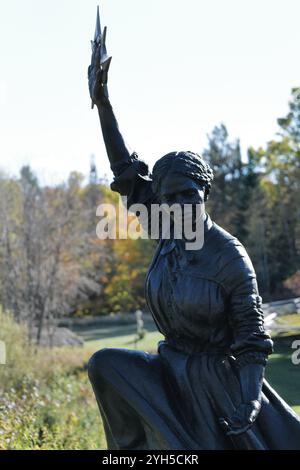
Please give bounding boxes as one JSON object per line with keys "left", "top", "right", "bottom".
{"left": 156, "top": 173, "right": 205, "bottom": 206}
{"left": 154, "top": 173, "right": 205, "bottom": 230}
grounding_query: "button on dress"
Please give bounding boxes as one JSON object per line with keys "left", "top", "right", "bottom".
{"left": 88, "top": 153, "right": 300, "bottom": 450}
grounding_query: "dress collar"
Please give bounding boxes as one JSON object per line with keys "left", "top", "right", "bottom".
{"left": 160, "top": 212, "right": 213, "bottom": 258}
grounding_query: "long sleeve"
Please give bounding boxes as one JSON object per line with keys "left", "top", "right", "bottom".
{"left": 94, "top": 93, "right": 158, "bottom": 235}
{"left": 110, "top": 152, "right": 154, "bottom": 206}
{"left": 219, "top": 240, "right": 273, "bottom": 360}
{"left": 97, "top": 100, "right": 132, "bottom": 169}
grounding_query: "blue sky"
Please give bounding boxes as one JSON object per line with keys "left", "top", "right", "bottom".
{"left": 0, "top": 0, "right": 299, "bottom": 185}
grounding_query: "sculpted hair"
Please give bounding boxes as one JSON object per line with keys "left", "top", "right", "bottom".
{"left": 151, "top": 151, "right": 214, "bottom": 201}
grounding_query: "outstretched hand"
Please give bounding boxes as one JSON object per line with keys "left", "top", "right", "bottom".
{"left": 88, "top": 24, "right": 112, "bottom": 108}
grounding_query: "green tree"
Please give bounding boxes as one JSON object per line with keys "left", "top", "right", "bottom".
{"left": 245, "top": 88, "right": 300, "bottom": 298}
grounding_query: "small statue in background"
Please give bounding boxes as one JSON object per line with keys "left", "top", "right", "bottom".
{"left": 134, "top": 310, "right": 145, "bottom": 349}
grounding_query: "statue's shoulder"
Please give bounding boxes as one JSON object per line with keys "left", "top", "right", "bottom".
{"left": 206, "top": 221, "right": 242, "bottom": 254}
{"left": 205, "top": 221, "right": 256, "bottom": 285}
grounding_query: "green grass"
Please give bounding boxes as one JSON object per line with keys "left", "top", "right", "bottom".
{"left": 79, "top": 323, "right": 164, "bottom": 352}
{"left": 277, "top": 314, "right": 300, "bottom": 326}
{"left": 270, "top": 313, "right": 300, "bottom": 337}
{"left": 266, "top": 338, "right": 300, "bottom": 415}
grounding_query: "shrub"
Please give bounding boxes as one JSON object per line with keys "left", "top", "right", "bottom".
{"left": 0, "top": 309, "right": 105, "bottom": 449}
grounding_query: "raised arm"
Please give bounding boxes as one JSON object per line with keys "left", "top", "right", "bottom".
{"left": 88, "top": 14, "right": 131, "bottom": 173}
{"left": 87, "top": 8, "right": 160, "bottom": 243}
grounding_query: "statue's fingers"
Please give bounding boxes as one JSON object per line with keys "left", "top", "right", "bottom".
{"left": 100, "top": 27, "right": 111, "bottom": 65}
{"left": 89, "top": 39, "right": 100, "bottom": 69}
{"left": 102, "top": 55, "right": 112, "bottom": 72}
{"left": 101, "top": 26, "right": 107, "bottom": 54}
{"left": 91, "top": 37, "right": 98, "bottom": 59}
{"left": 91, "top": 43, "right": 101, "bottom": 75}
{"left": 225, "top": 410, "right": 252, "bottom": 436}
{"left": 107, "top": 56, "right": 112, "bottom": 72}
{"left": 227, "top": 422, "right": 251, "bottom": 436}
{"left": 101, "top": 57, "right": 112, "bottom": 84}
{"left": 88, "top": 65, "right": 92, "bottom": 80}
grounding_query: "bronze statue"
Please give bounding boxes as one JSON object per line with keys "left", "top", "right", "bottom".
{"left": 87, "top": 6, "right": 300, "bottom": 450}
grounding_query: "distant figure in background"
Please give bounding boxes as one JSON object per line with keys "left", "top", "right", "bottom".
{"left": 87, "top": 7, "right": 300, "bottom": 450}
{"left": 0, "top": 341, "right": 6, "bottom": 365}
{"left": 134, "top": 309, "right": 145, "bottom": 349}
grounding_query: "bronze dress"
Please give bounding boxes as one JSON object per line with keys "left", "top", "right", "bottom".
{"left": 88, "top": 153, "right": 300, "bottom": 450}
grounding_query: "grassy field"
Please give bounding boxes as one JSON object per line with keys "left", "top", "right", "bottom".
{"left": 73, "top": 321, "right": 164, "bottom": 351}
{"left": 265, "top": 339, "right": 300, "bottom": 416}
{"left": 1, "top": 311, "right": 300, "bottom": 449}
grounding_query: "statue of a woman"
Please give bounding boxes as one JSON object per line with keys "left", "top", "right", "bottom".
{"left": 87, "top": 15, "right": 300, "bottom": 450}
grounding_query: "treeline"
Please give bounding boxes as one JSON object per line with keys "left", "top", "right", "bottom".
{"left": 204, "top": 88, "right": 300, "bottom": 299}
{"left": 0, "top": 166, "right": 154, "bottom": 343}
{"left": 0, "top": 88, "right": 299, "bottom": 342}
